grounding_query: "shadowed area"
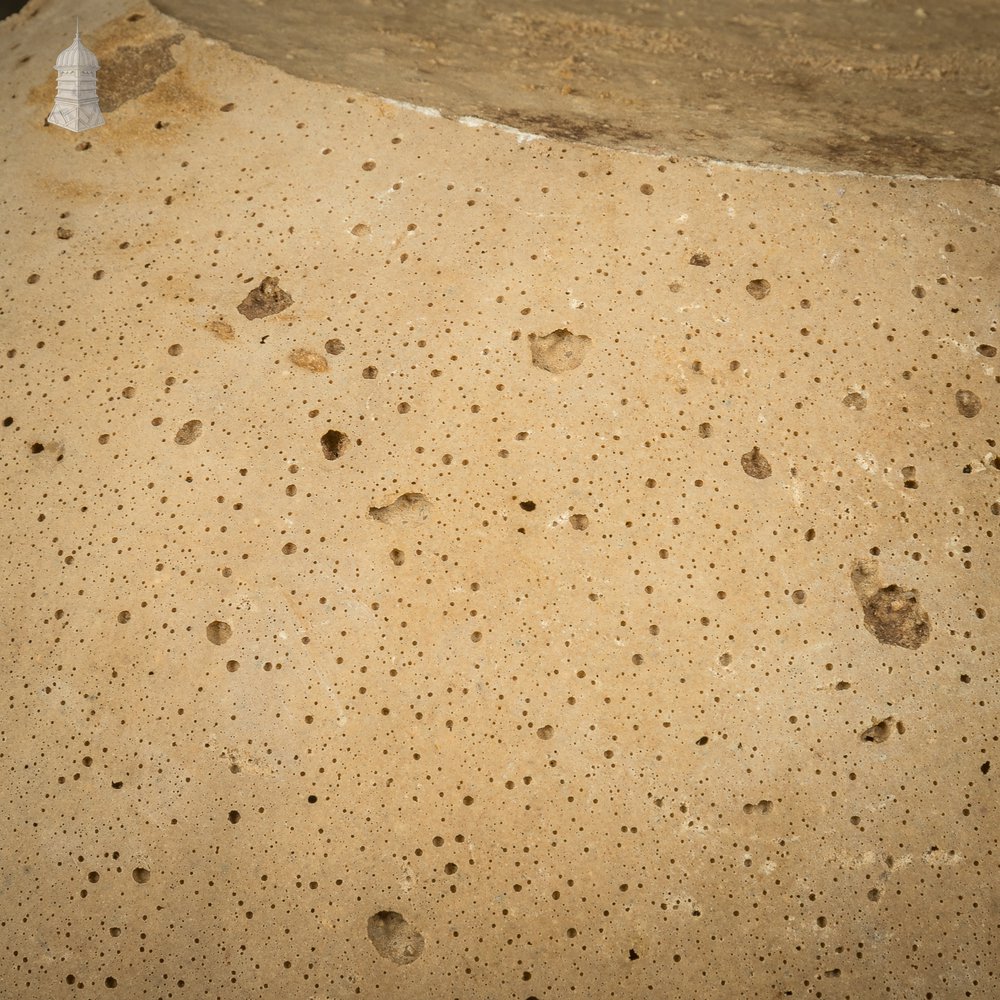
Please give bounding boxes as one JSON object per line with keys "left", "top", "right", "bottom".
{"left": 153, "top": 0, "right": 1000, "bottom": 181}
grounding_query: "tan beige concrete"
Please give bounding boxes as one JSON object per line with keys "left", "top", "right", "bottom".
{"left": 1, "top": 1, "right": 997, "bottom": 997}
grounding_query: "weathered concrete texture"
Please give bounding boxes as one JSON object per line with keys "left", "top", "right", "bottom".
{"left": 0, "top": 1, "right": 997, "bottom": 998}
{"left": 152, "top": 0, "right": 1000, "bottom": 182}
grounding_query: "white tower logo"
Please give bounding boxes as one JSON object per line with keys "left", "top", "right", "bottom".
{"left": 48, "top": 19, "right": 105, "bottom": 133}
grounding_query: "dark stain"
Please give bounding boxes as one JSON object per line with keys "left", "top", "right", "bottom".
{"left": 818, "top": 129, "right": 981, "bottom": 181}
{"left": 488, "top": 109, "right": 653, "bottom": 145}
{"left": 772, "top": 69, "right": 818, "bottom": 96}
{"left": 96, "top": 34, "right": 184, "bottom": 113}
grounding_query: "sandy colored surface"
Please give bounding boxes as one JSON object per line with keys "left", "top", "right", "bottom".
{"left": 1, "top": 0, "right": 998, "bottom": 997}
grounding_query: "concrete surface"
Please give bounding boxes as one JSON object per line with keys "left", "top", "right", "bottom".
{"left": 1, "top": 1, "right": 997, "bottom": 997}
